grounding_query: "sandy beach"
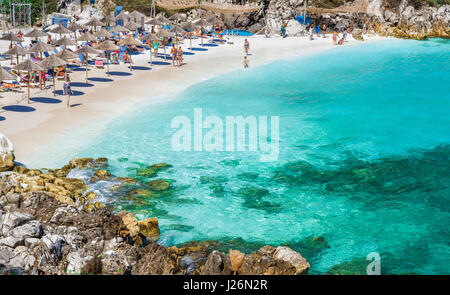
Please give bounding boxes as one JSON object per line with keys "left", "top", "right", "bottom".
{"left": 0, "top": 33, "right": 385, "bottom": 165}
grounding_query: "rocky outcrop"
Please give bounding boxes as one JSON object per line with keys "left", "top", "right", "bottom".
{"left": 0, "top": 134, "right": 14, "bottom": 172}
{"left": 0, "top": 156, "right": 310, "bottom": 275}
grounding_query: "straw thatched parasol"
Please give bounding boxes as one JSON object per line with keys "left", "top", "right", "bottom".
{"left": 0, "top": 67, "right": 16, "bottom": 81}
{"left": 39, "top": 54, "right": 68, "bottom": 96}
{"left": 110, "top": 25, "right": 130, "bottom": 33}
{"left": 54, "top": 36, "right": 78, "bottom": 47}
{"left": 85, "top": 18, "right": 105, "bottom": 30}
{"left": 94, "top": 29, "right": 113, "bottom": 39}
{"left": 15, "top": 59, "right": 44, "bottom": 103}
{"left": 129, "top": 10, "right": 146, "bottom": 19}
{"left": 194, "top": 19, "right": 211, "bottom": 46}
{"left": 101, "top": 15, "right": 116, "bottom": 26}
{"left": 96, "top": 40, "right": 120, "bottom": 76}
{"left": 3, "top": 44, "right": 27, "bottom": 65}
{"left": 117, "top": 34, "right": 142, "bottom": 46}
{"left": 24, "top": 28, "right": 48, "bottom": 40}
{"left": 57, "top": 48, "right": 79, "bottom": 61}
{"left": 27, "top": 42, "right": 55, "bottom": 59}
{"left": 115, "top": 12, "right": 129, "bottom": 22}
{"left": 156, "top": 15, "right": 171, "bottom": 24}
{"left": 67, "top": 22, "right": 85, "bottom": 38}
{"left": 156, "top": 30, "right": 173, "bottom": 60}
{"left": 124, "top": 21, "right": 140, "bottom": 31}
{"left": 169, "top": 13, "right": 186, "bottom": 22}
{"left": 1, "top": 32, "right": 24, "bottom": 48}
{"left": 76, "top": 32, "right": 97, "bottom": 42}
{"left": 145, "top": 18, "right": 164, "bottom": 27}
{"left": 169, "top": 25, "right": 185, "bottom": 47}
{"left": 140, "top": 34, "right": 160, "bottom": 65}
{"left": 76, "top": 45, "right": 101, "bottom": 83}
{"left": 50, "top": 24, "right": 73, "bottom": 39}
{"left": 117, "top": 35, "right": 142, "bottom": 71}
{"left": 182, "top": 21, "right": 198, "bottom": 50}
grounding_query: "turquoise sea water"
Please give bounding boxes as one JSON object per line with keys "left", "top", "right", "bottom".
{"left": 30, "top": 39, "right": 450, "bottom": 274}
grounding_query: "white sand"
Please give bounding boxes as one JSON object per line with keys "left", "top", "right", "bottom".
{"left": 0, "top": 33, "right": 387, "bottom": 165}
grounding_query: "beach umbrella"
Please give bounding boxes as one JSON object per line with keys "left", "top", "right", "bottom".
{"left": 54, "top": 36, "right": 78, "bottom": 47}
{"left": 140, "top": 33, "right": 159, "bottom": 65}
{"left": 76, "top": 45, "right": 101, "bottom": 83}
{"left": 115, "top": 12, "right": 129, "bottom": 22}
{"left": 0, "top": 32, "right": 24, "bottom": 48}
{"left": 194, "top": 19, "right": 211, "bottom": 46}
{"left": 68, "top": 22, "right": 85, "bottom": 38}
{"left": 124, "top": 21, "right": 140, "bottom": 31}
{"left": 117, "top": 35, "right": 142, "bottom": 71}
{"left": 169, "top": 25, "right": 185, "bottom": 46}
{"left": 111, "top": 25, "right": 130, "bottom": 33}
{"left": 27, "top": 42, "right": 55, "bottom": 59}
{"left": 182, "top": 22, "right": 198, "bottom": 51}
{"left": 50, "top": 24, "right": 72, "bottom": 38}
{"left": 156, "top": 30, "right": 173, "bottom": 61}
{"left": 96, "top": 40, "right": 120, "bottom": 77}
{"left": 57, "top": 48, "right": 79, "bottom": 61}
{"left": 145, "top": 18, "right": 164, "bottom": 27}
{"left": 3, "top": 44, "right": 27, "bottom": 65}
{"left": 39, "top": 54, "right": 68, "bottom": 96}
{"left": 0, "top": 67, "right": 16, "bottom": 81}
{"left": 94, "top": 29, "right": 113, "bottom": 39}
{"left": 76, "top": 32, "right": 97, "bottom": 42}
{"left": 24, "top": 28, "right": 48, "bottom": 40}
{"left": 156, "top": 15, "right": 170, "bottom": 25}
{"left": 169, "top": 13, "right": 186, "bottom": 22}
{"left": 85, "top": 18, "right": 105, "bottom": 31}
{"left": 129, "top": 10, "right": 146, "bottom": 26}
{"left": 101, "top": 15, "right": 116, "bottom": 26}
{"left": 15, "top": 59, "right": 44, "bottom": 103}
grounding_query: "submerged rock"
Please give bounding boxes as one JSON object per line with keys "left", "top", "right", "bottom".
{"left": 146, "top": 179, "right": 171, "bottom": 191}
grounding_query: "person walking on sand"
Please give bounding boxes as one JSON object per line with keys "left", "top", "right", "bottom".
{"left": 63, "top": 77, "right": 73, "bottom": 108}
{"left": 171, "top": 45, "right": 178, "bottom": 67}
{"left": 243, "top": 56, "right": 249, "bottom": 68}
{"left": 244, "top": 39, "right": 250, "bottom": 55}
{"left": 177, "top": 46, "right": 183, "bottom": 66}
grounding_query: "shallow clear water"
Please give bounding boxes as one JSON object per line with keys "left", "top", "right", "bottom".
{"left": 29, "top": 39, "right": 450, "bottom": 274}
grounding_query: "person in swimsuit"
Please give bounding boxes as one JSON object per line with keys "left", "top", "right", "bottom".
{"left": 244, "top": 39, "right": 249, "bottom": 55}
{"left": 332, "top": 32, "right": 337, "bottom": 45}
{"left": 171, "top": 45, "right": 178, "bottom": 67}
{"left": 177, "top": 46, "right": 183, "bottom": 66}
{"left": 243, "top": 56, "right": 249, "bottom": 68}
{"left": 63, "top": 77, "right": 72, "bottom": 108}
{"left": 153, "top": 41, "right": 159, "bottom": 58}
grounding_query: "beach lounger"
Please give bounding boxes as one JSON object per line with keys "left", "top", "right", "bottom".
{"left": 95, "top": 60, "right": 105, "bottom": 69}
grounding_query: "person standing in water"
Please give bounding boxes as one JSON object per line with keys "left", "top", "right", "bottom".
{"left": 63, "top": 77, "right": 73, "bottom": 108}
{"left": 244, "top": 39, "right": 250, "bottom": 55}
{"left": 243, "top": 56, "right": 249, "bottom": 68}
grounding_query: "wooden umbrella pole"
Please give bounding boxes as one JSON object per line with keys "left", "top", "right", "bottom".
{"left": 107, "top": 50, "right": 110, "bottom": 77}
{"left": 39, "top": 71, "right": 42, "bottom": 90}
{"left": 52, "top": 68, "right": 56, "bottom": 96}
{"left": 85, "top": 53, "right": 88, "bottom": 83}
{"left": 149, "top": 43, "right": 152, "bottom": 65}
{"left": 164, "top": 44, "right": 166, "bottom": 61}
{"left": 27, "top": 71, "right": 30, "bottom": 104}
{"left": 201, "top": 27, "right": 203, "bottom": 46}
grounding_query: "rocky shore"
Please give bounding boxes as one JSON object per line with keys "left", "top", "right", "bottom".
{"left": 0, "top": 134, "right": 310, "bottom": 275}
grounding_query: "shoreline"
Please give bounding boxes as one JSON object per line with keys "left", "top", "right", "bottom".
{"left": 0, "top": 34, "right": 388, "bottom": 166}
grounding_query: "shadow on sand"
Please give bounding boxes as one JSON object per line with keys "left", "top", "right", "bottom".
{"left": 189, "top": 47, "right": 208, "bottom": 51}
{"left": 70, "top": 82, "right": 94, "bottom": 87}
{"left": 0, "top": 116, "right": 5, "bottom": 121}
{"left": 131, "top": 66, "right": 151, "bottom": 71}
{"left": 30, "top": 97, "right": 62, "bottom": 104}
{"left": 2, "top": 105, "right": 36, "bottom": 112}
{"left": 108, "top": 71, "right": 133, "bottom": 77}
{"left": 149, "top": 61, "right": 171, "bottom": 66}
{"left": 88, "top": 77, "right": 114, "bottom": 82}
{"left": 54, "top": 90, "right": 84, "bottom": 96}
